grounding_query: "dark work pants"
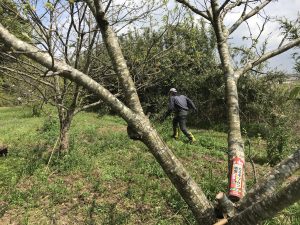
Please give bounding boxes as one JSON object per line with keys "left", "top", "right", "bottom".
{"left": 172, "top": 113, "right": 192, "bottom": 139}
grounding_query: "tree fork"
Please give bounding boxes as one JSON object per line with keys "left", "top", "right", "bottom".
{"left": 84, "top": 0, "right": 144, "bottom": 114}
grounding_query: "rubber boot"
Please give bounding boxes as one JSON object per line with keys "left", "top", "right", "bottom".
{"left": 172, "top": 127, "right": 180, "bottom": 139}
{"left": 188, "top": 132, "right": 196, "bottom": 144}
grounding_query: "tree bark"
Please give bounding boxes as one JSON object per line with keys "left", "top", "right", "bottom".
{"left": 211, "top": 0, "right": 246, "bottom": 199}
{"left": 216, "top": 192, "right": 236, "bottom": 218}
{"left": 85, "top": 0, "right": 143, "bottom": 114}
{"left": 224, "top": 74, "right": 246, "bottom": 201}
{"left": 237, "top": 148, "right": 300, "bottom": 211}
{"left": 229, "top": 176, "right": 300, "bottom": 225}
{"left": 58, "top": 116, "right": 72, "bottom": 152}
{"left": 132, "top": 116, "right": 216, "bottom": 224}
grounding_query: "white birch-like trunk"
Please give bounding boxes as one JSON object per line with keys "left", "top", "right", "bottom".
{"left": 211, "top": 9, "right": 246, "bottom": 199}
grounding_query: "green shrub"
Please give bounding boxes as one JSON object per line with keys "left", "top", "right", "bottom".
{"left": 39, "top": 115, "right": 59, "bottom": 144}
{"left": 265, "top": 115, "right": 291, "bottom": 165}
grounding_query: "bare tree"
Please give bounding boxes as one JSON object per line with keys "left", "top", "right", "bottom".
{"left": 0, "top": 0, "right": 299, "bottom": 224}
{"left": 7, "top": 0, "right": 166, "bottom": 152}
{"left": 1, "top": 0, "right": 105, "bottom": 152}
{"left": 0, "top": 54, "right": 102, "bottom": 152}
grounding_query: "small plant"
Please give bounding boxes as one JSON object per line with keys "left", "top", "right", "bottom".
{"left": 31, "top": 103, "right": 42, "bottom": 117}
{"left": 40, "top": 116, "right": 58, "bottom": 133}
{"left": 39, "top": 115, "right": 59, "bottom": 145}
{"left": 266, "top": 114, "right": 291, "bottom": 166}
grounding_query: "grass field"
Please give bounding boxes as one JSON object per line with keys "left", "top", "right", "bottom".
{"left": 0, "top": 106, "right": 299, "bottom": 224}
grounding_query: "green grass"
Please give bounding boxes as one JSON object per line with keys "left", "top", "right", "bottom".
{"left": 0, "top": 106, "right": 299, "bottom": 224}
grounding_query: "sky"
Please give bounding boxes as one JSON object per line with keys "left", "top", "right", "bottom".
{"left": 223, "top": 0, "right": 300, "bottom": 74}
{"left": 32, "top": 0, "right": 299, "bottom": 74}
{"left": 120, "top": 0, "right": 300, "bottom": 74}
{"left": 264, "top": 0, "right": 300, "bottom": 74}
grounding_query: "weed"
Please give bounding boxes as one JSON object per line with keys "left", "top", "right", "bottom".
{"left": 0, "top": 106, "right": 299, "bottom": 224}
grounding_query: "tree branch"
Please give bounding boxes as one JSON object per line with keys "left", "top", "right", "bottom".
{"left": 0, "top": 70, "right": 52, "bottom": 105}
{"left": 216, "top": 192, "right": 236, "bottom": 218}
{"left": 0, "top": 65, "right": 55, "bottom": 88}
{"left": 237, "top": 149, "right": 300, "bottom": 211}
{"left": 0, "top": 52, "right": 45, "bottom": 73}
{"left": 0, "top": 18, "right": 216, "bottom": 225}
{"left": 228, "top": 0, "right": 272, "bottom": 35}
{"left": 0, "top": 22, "right": 133, "bottom": 120}
{"left": 175, "top": 0, "right": 210, "bottom": 21}
{"left": 236, "top": 37, "right": 300, "bottom": 77}
{"left": 217, "top": 0, "right": 231, "bottom": 15}
{"left": 229, "top": 176, "right": 300, "bottom": 225}
{"left": 221, "top": 0, "right": 243, "bottom": 20}
{"left": 83, "top": 0, "right": 144, "bottom": 114}
{"left": 74, "top": 100, "right": 102, "bottom": 114}
{"left": 278, "top": 17, "right": 300, "bottom": 48}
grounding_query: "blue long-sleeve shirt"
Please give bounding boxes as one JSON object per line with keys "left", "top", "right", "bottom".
{"left": 166, "top": 94, "right": 197, "bottom": 116}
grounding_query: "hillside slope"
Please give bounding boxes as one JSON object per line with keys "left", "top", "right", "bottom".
{"left": 0, "top": 107, "right": 299, "bottom": 224}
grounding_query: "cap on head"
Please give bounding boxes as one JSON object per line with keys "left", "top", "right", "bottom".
{"left": 169, "top": 88, "right": 177, "bottom": 93}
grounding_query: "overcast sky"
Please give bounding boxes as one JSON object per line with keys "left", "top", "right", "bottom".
{"left": 263, "top": 0, "right": 300, "bottom": 74}
{"left": 163, "top": 0, "right": 300, "bottom": 73}
{"left": 222, "top": 0, "right": 300, "bottom": 74}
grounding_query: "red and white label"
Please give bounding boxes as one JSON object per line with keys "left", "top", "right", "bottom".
{"left": 229, "top": 157, "right": 244, "bottom": 200}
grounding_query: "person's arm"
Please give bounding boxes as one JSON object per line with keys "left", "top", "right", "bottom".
{"left": 168, "top": 96, "right": 175, "bottom": 112}
{"left": 186, "top": 97, "right": 197, "bottom": 111}
{"left": 161, "top": 97, "right": 174, "bottom": 121}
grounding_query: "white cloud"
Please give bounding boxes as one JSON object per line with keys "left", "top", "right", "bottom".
{"left": 225, "top": 1, "right": 300, "bottom": 73}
